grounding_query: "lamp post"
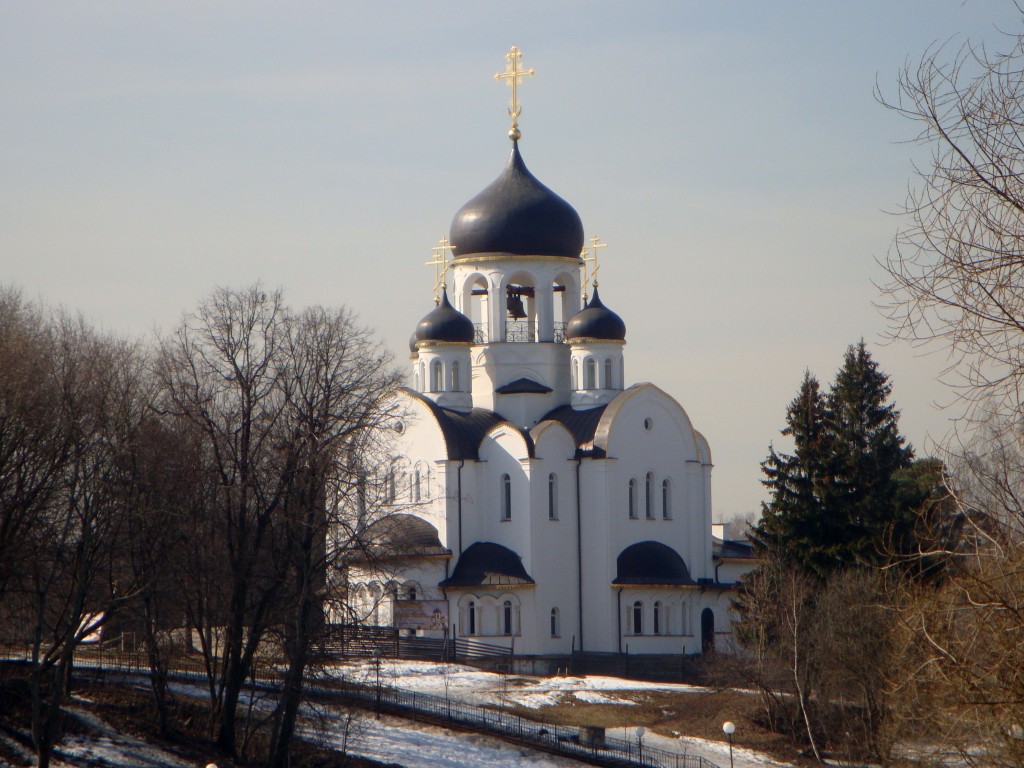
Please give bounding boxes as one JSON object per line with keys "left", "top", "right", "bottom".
{"left": 722, "top": 721, "right": 736, "bottom": 768}
{"left": 635, "top": 726, "right": 645, "bottom": 761}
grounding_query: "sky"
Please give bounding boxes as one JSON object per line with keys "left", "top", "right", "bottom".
{"left": 3, "top": 2, "right": 1020, "bottom": 518}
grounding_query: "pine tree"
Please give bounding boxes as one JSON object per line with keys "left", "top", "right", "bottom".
{"left": 750, "top": 371, "right": 835, "bottom": 575}
{"left": 751, "top": 343, "right": 915, "bottom": 577}
{"left": 824, "top": 340, "right": 913, "bottom": 566}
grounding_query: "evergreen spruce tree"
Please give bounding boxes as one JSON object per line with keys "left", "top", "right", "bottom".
{"left": 750, "top": 371, "right": 835, "bottom": 575}
{"left": 824, "top": 340, "right": 914, "bottom": 567}
{"left": 750, "top": 342, "right": 914, "bottom": 577}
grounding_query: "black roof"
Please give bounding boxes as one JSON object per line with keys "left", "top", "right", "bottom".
{"left": 566, "top": 288, "right": 626, "bottom": 341}
{"left": 713, "top": 538, "right": 755, "bottom": 560}
{"left": 401, "top": 388, "right": 534, "bottom": 460}
{"left": 449, "top": 142, "right": 584, "bottom": 260}
{"left": 495, "top": 377, "right": 553, "bottom": 395}
{"left": 357, "top": 514, "right": 450, "bottom": 558}
{"left": 614, "top": 541, "right": 694, "bottom": 586}
{"left": 439, "top": 542, "right": 535, "bottom": 588}
{"left": 415, "top": 290, "right": 475, "bottom": 344}
{"left": 540, "top": 403, "right": 608, "bottom": 458}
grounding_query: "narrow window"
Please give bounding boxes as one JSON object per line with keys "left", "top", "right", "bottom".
{"left": 501, "top": 474, "right": 512, "bottom": 520}
{"left": 653, "top": 601, "right": 662, "bottom": 635}
{"left": 645, "top": 472, "right": 655, "bottom": 519}
{"left": 430, "top": 360, "right": 443, "bottom": 392}
{"left": 468, "top": 601, "right": 477, "bottom": 635}
{"left": 386, "top": 468, "right": 396, "bottom": 504}
{"left": 548, "top": 473, "right": 558, "bottom": 520}
{"left": 632, "top": 600, "right": 643, "bottom": 635}
{"left": 419, "top": 361, "right": 425, "bottom": 391}
{"left": 451, "top": 360, "right": 461, "bottom": 391}
{"left": 503, "top": 600, "right": 513, "bottom": 636}
{"left": 550, "top": 608, "right": 560, "bottom": 638}
{"left": 572, "top": 358, "right": 579, "bottom": 390}
{"left": 414, "top": 468, "right": 421, "bottom": 502}
{"left": 585, "top": 358, "right": 596, "bottom": 389}
{"left": 620, "top": 358, "right": 625, "bottom": 389}
{"left": 662, "top": 479, "right": 672, "bottom": 520}
{"left": 680, "top": 602, "right": 688, "bottom": 635}
{"left": 628, "top": 478, "right": 638, "bottom": 519}
{"left": 604, "top": 358, "right": 613, "bottom": 389}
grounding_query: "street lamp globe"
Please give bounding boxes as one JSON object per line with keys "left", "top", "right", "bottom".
{"left": 722, "top": 721, "right": 736, "bottom": 735}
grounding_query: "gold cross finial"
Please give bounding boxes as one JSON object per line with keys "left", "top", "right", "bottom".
{"left": 425, "top": 237, "right": 455, "bottom": 303}
{"left": 495, "top": 46, "right": 534, "bottom": 141}
{"left": 582, "top": 236, "right": 607, "bottom": 301}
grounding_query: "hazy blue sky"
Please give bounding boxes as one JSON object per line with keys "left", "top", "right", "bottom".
{"left": 3, "top": 2, "right": 1019, "bottom": 517}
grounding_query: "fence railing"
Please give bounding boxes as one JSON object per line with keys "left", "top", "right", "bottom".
{"left": 0, "top": 644, "right": 720, "bottom": 768}
{"left": 319, "top": 624, "right": 512, "bottom": 663}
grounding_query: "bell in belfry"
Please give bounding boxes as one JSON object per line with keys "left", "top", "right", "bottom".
{"left": 506, "top": 292, "right": 527, "bottom": 320}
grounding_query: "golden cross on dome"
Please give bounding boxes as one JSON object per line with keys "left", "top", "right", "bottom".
{"left": 582, "top": 236, "right": 607, "bottom": 301}
{"left": 495, "top": 46, "right": 534, "bottom": 140}
{"left": 425, "top": 236, "right": 455, "bottom": 303}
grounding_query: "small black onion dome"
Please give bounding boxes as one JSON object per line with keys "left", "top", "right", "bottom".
{"left": 414, "top": 290, "right": 475, "bottom": 344}
{"left": 566, "top": 287, "right": 626, "bottom": 341}
{"left": 409, "top": 332, "right": 419, "bottom": 354}
{"left": 449, "top": 142, "right": 584, "bottom": 259}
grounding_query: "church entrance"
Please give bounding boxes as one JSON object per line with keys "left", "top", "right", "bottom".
{"left": 700, "top": 608, "right": 714, "bottom": 653}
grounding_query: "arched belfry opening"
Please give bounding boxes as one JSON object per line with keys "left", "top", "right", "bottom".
{"left": 553, "top": 271, "right": 581, "bottom": 343}
{"left": 503, "top": 273, "right": 538, "bottom": 342}
{"left": 462, "top": 274, "right": 489, "bottom": 344}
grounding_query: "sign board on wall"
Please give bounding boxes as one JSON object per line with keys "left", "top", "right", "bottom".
{"left": 393, "top": 600, "right": 449, "bottom": 631}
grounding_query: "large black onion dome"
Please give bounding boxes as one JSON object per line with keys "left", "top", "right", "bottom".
{"left": 449, "top": 142, "right": 584, "bottom": 259}
{"left": 566, "top": 288, "right": 626, "bottom": 341}
{"left": 415, "top": 290, "right": 475, "bottom": 344}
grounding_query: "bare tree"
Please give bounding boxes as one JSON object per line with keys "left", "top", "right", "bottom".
{"left": 265, "top": 305, "right": 401, "bottom": 768}
{"left": 20, "top": 314, "right": 149, "bottom": 768}
{"left": 878, "top": 27, "right": 1024, "bottom": 421}
{"left": 0, "top": 289, "right": 66, "bottom": 605}
{"left": 156, "top": 285, "right": 400, "bottom": 764}
{"left": 877, "top": 19, "right": 1024, "bottom": 766}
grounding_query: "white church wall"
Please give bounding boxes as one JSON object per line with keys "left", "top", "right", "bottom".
{"left": 476, "top": 426, "right": 534, "bottom": 566}
{"left": 530, "top": 423, "right": 583, "bottom": 655}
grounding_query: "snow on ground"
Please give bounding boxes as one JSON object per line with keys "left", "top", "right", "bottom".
{"left": 639, "top": 730, "right": 795, "bottom": 768}
{"left": 40, "top": 663, "right": 792, "bottom": 768}
{"left": 324, "top": 659, "right": 710, "bottom": 710}
{"left": 51, "top": 708, "right": 194, "bottom": 768}
{"left": 317, "top": 712, "right": 583, "bottom": 768}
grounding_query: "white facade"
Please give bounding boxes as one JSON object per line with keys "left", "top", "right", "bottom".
{"left": 348, "top": 136, "right": 750, "bottom": 657}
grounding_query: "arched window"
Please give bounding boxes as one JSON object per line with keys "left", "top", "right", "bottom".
{"left": 632, "top": 600, "right": 643, "bottom": 635}
{"left": 430, "top": 359, "right": 443, "bottom": 392}
{"left": 585, "top": 358, "right": 596, "bottom": 389}
{"left": 572, "top": 358, "right": 579, "bottom": 390}
{"left": 628, "top": 478, "right": 638, "bottom": 519}
{"left": 604, "top": 358, "right": 613, "bottom": 389}
{"left": 662, "top": 479, "right": 672, "bottom": 520}
{"left": 501, "top": 474, "right": 512, "bottom": 520}
{"left": 645, "top": 472, "right": 655, "bottom": 519}
{"left": 503, "top": 600, "right": 513, "bottom": 636}
{"left": 548, "top": 473, "right": 558, "bottom": 520}
{"left": 550, "top": 608, "right": 560, "bottom": 638}
{"left": 620, "top": 358, "right": 625, "bottom": 388}
{"left": 653, "top": 601, "right": 662, "bottom": 635}
{"left": 419, "top": 361, "right": 425, "bottom": 391}
{"left": 451, "top": 360, "right": 461, "bottom": 391}
{"left": 468, "top": 600, "right": 477, "bottom": 635}
{"left": 414, "top": 468, "right": 421, "bottom": 502}
{"left": 680, "top": 601, "right": 689, "bottom": 635}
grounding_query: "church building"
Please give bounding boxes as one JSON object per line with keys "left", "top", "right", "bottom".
{"left": 346, "top": 48, "right": 749, "bottom": 657}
